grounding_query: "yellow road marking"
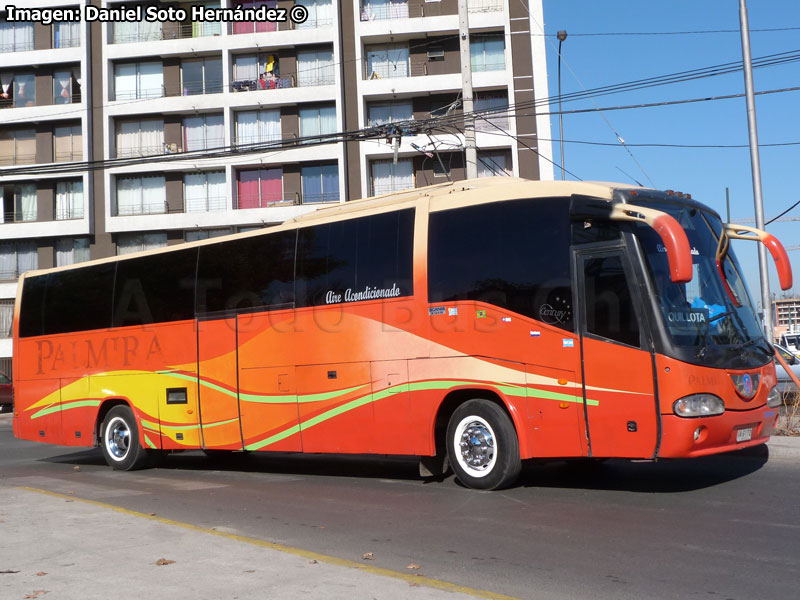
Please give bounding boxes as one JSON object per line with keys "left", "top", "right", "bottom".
{"left": 18, "top": 486, "right": 519, "bottom": 600}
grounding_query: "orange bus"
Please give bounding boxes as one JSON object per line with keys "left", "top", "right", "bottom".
{"left": 11, "top": 178, "right": 793, "bottom": 489}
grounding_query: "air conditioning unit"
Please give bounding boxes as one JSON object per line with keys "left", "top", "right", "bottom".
{"left": 427, "top": 47, "right": 444, "bottom": 60}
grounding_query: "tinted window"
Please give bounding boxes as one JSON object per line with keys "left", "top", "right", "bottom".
{"left": 428, "top": 198, "right": 573, "bottom": 330}
{"left": 296, "top": 209, "right": 414, "bottom": 307}
{"left": 196, "top": 230, "right": 296, "bottom": 314}
{"left": 583, "top": 255, "right": 640, "bottom": 347}
{"left": 19, "top": 274, "right": 47, "bottom": 338}
{"left": 42, "top": 262, "right": 116, "bottom": 335}
{"left": 113, "top": 249, "right": 198, "bottom": 327}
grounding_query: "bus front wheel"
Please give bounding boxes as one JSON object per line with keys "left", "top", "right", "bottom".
{"left": 446, "top": 399, "right": 521, "bottom": 490}
{"left": 100, "top": 405, "right": 150, "bottom": 471}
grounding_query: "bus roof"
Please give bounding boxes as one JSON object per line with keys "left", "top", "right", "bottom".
{"left": 20, "top": 178, "right": 640, "bottom": 280}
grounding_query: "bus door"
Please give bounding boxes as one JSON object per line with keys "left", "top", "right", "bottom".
{"left": 573, "top": 247, "right": 660, "bottom": 458}
{"left": 196, "top": 315, "right": 243, "bottom": 450}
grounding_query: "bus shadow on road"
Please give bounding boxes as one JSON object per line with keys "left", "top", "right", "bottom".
{"left": 39, "top": 445, "right": 769, "bottom": 493}
{"left": 517, "top": 444, "right": 770, "bottom": 493}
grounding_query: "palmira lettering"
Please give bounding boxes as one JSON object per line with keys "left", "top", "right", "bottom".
{"left": 325, "top": 284, "right": 402, "bottom": 304}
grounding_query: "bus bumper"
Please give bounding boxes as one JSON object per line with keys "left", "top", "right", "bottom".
{"left": 657, "top": 406, "right": 778, "bottom": 458}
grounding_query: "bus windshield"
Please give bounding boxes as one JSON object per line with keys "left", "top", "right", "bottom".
{"left": 630, "top": 199, "right": 771, "bottom": 370}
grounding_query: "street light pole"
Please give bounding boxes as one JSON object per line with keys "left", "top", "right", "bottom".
{"left": 739, "top": 0, "right": 773, "bottom": 340}
{"left": 557, "top": 30, "right": 567, "bottom": 180}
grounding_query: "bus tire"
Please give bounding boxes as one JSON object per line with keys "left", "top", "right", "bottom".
{"left": 100, "top": 405, "right": 149, "bottom": 471}
{"left": 446, "top": 399, "right": 521, "bottom": 490}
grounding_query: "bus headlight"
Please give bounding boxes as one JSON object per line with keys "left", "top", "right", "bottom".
{"left": 673, "top": 394, "right": 725, "bottom": 418}
{"left": 767, "top": 386, "right": 782, "bottom": 408}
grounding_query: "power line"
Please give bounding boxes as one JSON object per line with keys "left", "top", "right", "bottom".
{"left": 534, "top": 26, "right": 800, "bottom": 37}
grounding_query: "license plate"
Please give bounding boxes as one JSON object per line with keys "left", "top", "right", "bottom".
{"left": 736, "top": 427, "right": 753, "bottom": 443}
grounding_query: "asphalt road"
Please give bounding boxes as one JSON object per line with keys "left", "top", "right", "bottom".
{"left": 1, "top": 413, "right": 798, "bottom": 600}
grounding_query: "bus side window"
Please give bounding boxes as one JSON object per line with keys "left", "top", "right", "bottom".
{"left": 196, "top": 229, "right": 296, "bottom": 314}
{"left": 428, "top": 198, "right": 574, "bottom": 331}
{"left": 295, "top": 209, "right": 414, "bottom": 307}
{"left": 113, "top": 248, "right": 198, "bottom": 327}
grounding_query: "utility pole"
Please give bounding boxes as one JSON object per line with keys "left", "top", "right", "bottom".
{"left": 557, "top": 30, "right": 568, "bottom": 180}
{"left": 739, "top": 0, "right": 773, "bottom": 340}
{"left": 458, "top": 0, "right": 478, "bottom": 179}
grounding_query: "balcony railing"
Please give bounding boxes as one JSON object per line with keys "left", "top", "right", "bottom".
{"left": 116, "top": 145, "right": 167, "bottom": 159}
{"left": 116, "top": 202, "right": 169, "bottom": 216}
{"left": 114, "top": 86, "right": 166, "bottom": 101}
{"left": 186, "top": 196, "right": 227, "bottom": 212}
{"left": 55, "top": 207, "right": 85, "bottom": 220}
{"left": 236, "top": 193, "right": 300, "bottom": 209}
{"left": 0, "top": 40, "right": 34, "bottom": 53}
{"left": 231, "top": 75, "right": 295, "bottom": 92}
{"left": 112, "top": 22, "right": 221, "bottom": 43}
{"left": 0, "top": 153, "right": 36, "bottom": 166}
{"left": 468, "top": 0, "right": 504, "bottom": 13}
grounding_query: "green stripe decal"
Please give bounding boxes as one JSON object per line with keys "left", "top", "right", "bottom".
{"left": 245, "top": 425, "right": 301, "bottom": 451}
{"left": 31, "top": 400, "right": 102, "bottom": 420}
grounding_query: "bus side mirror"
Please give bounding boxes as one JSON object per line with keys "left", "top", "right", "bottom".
{"left": 609, "top": 204, "right": 693, "bottom": 284}
{"left": 723, "top": 224, "right": 793, "bottom": 290}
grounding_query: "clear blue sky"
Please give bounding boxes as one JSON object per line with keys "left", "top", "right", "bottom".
{"left": 540, "top": 0, "right": 800, "bottom": 309}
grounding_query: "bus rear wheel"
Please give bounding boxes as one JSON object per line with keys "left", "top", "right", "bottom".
{"left": 100, "top": 405, "right": 150, "bottom": 471}
{"left": 446, "top": 399, "right": 521, "bottom": 490}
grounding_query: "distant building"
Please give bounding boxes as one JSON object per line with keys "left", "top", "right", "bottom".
{"left": 773, "top": 296, "right": 800, "bottom": 342}
{"left": 0, "top": 0, "right": 553, "bottom": 376}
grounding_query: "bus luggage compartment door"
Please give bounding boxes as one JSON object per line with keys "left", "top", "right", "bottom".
{"left": 197, "top": 316, "right": 243, "bottom": 450}
{"left": 575, "top": 249, "right": 659, "bottom": 458}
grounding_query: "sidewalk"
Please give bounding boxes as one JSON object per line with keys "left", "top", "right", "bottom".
{"left": 0, "top": 487, "right": 502, "bottom": 600}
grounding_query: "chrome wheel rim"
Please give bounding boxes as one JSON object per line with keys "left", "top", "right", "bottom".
{"left": 453, "top": 416, "right": 497, "bottom": 478}
{"left": 105, "top": 416, "right": 131, "bottom": 461}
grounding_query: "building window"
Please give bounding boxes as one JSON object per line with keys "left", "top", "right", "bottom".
{"left": 53, "top": 70, "right": 75, "bottom": 105}
{"left": 477, "top": 152, "right": 510, "bottom": 177}
{"left": 115, "top": 119, "right": 165, "bottom": 157}
{"left": 185, "top": 228, "right": 232, "bottom": 242}
{"left": 112, "top": 19, "right": 162, "bottom": 44}
{"left": 235, "top": 110, "right": 281, "bottom": 146}
{"left": 232, "top": 0, "right": 278, "bottom": 33}
{"left": 470, "top": 35, "right": 505, "bottom": 72}
{"left": 185, "top": 171, "right": 226, "bottom": 212}
{"left": 365, "top": 44, "right": 409, "bottom": 79}
{"left": 232, "top": 53, "right": 287, "bottom": 91}
{"left": 299, "top": 104, "right": 336, "bottom": 142}
{"left": 0, "top": 299, "right": 13, "bottom": 337}
{"left": 0, "top": 129, "right": 35, "bottom": 166}
{"left": 13, "top": 73, "right": 35, "bottom": 107}
{"left": 115, "top": 176, "right": 167, "bottom": 216}
{"left": 181, "top": 57, "right": 223, "bottom": 95}
{"left": 2, "top": 184, "right": 37, "bottom": 223}
{"left": 55, "top": 237, "right": 90, "bottom": 267}
{"left": 297, "top": 48, "right": 335, "bottom": 87}
{"left": 0, "top": 242, "right": 37, "bottom": 280}
{"left": 236, "top": 168, "right": 283, "bottom": 208}
{"left": 0, "top": 21, "right": 34, "bottom": 52}
{"left": 117, "top": 233, "right": 167, "bottom": 255}
{"left": 361, "top": 0, "right": 409, "bottom": 21}
{"left": 302, "top": 164, "right": 339, "bottom": 203}
{"left": 370, "top": 159, "right": 413, "bottom": 195}
{"left": 55, "top": 180, "right": 84, "bottom": 220}
{"left": 183, "top": 114, "right": 224, "bottom": 151}
{"left": 296, "top": 0, "right": 334, "bottom": 28}
{"left": 474, "top": 92, "right": 509, "bottom": 131}
{"left": 54, "top": 125, "right": 82, "bottom": 162}
{"left": 367, "top": 100, "right": 412, "bottom": 126}
{"left": 53, "top": 21, "right": 81, "bottom": 48}
{"left": 187, "top": 2, "right": 222, "bottom": 37}
{"left": 114, "top": 62, "right": 164, "bottom": 100}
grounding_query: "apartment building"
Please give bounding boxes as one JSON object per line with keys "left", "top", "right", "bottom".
{"left": 0, "top": 0, "right": 553, "bottom": 375}
{"left": 773, "top": 297, "right": 800, "bottom": 342}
